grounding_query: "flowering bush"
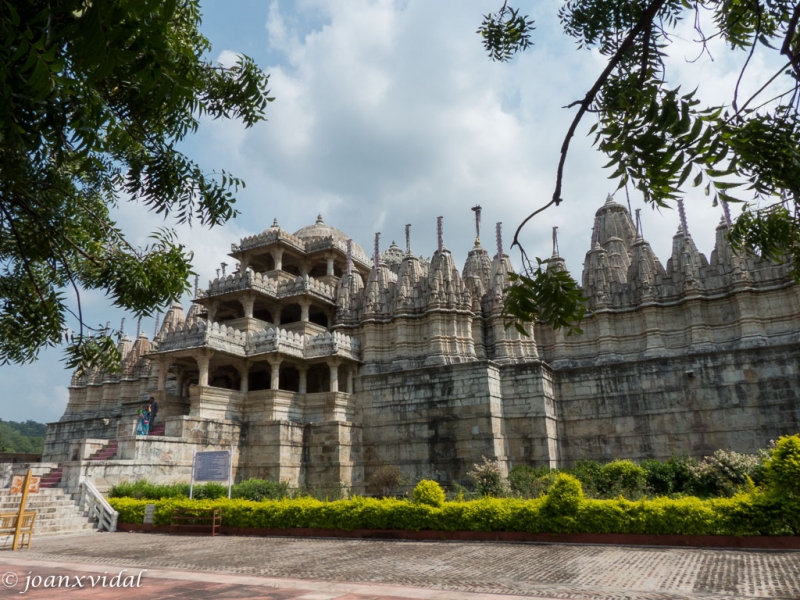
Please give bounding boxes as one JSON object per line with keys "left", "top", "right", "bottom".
{"left": 467, "top": 456, "right": 508, "bottom": 497}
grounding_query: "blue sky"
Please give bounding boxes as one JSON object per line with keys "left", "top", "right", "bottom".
{"left": 0, "top": 1, "right": 773, "bottom": 423}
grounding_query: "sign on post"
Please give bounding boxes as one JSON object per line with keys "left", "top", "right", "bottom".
{"left": 189, "top": 448, "right": 233, "bottom": 499}
{"left": 10, "top": 475, "right": 40, "bottom": 495}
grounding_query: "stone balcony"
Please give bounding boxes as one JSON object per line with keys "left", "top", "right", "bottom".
{"left": 156, "top": 321, "right": 361, "bottom": 362}
{"left": 198, "top": 271, "right": 337, "bottom": 304}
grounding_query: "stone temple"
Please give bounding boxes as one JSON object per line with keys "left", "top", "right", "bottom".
{"left": 37, "top": 197, "right": 800, "bottom": 492}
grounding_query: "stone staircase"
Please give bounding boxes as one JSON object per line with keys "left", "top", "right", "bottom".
{"left": 88, "top": 440, "right": 119, "bottom": 461}
{"left": 0, "top": 489, "right": 98, "bottom": 538}
{"left": 149, "top": 423, "right": 166, "bottom": 436}
{"left": 39, "top": 465, "right": 63, "bottom": 489}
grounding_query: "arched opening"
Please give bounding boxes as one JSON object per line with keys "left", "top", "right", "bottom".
{"left": 209, "top": 365, "right": 238, "bottom": 390}
{"left": 309, "top": 305, "right": 328, "bottom": 327}
{"left": 306, "top": 364, "right": 330, "bottom": 393}
{"left": 253, "top": 308, "right": 273, "bottom": 322}
{"left": 280, "top": 303, "right": 301, "bottom": 325}
{"left": 279, "top": 366, "right": 300, "bottom": 392}
{"left": 309, "top": 262, "right": 327, "bottom": 278}
{"left": 248, "top": 362, "right": 270, "bottom": 391}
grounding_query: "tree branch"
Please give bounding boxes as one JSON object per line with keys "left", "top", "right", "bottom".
{"left": 512, "top": 0, "right": 669, "bottom": 250}
{"left": 781, "top": 2, "right": 800, "bottom": 79}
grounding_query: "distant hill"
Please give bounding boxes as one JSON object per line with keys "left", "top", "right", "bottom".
{"left": 0, "top": 420, "right": 46, "bottom": 454}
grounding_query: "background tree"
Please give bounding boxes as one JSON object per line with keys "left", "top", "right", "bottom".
{"left": 479, "top": 0, "right": 800, "bottom": 332}
{"left": 0, "top": 0, "right": 271, "bottom": 372}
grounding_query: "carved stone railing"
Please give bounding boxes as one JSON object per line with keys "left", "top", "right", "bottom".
{"left": 305, "top": 331, "right": 361, "bottom": 361}
{"left": 78, "top": 479, "right": 118, "bottom": 532}
{"left": 158, "top": 321, "right": 247, "bottom": 356}
{"left": 249, "top": 328, "right": 305, "bottom": 359}
{"left": 233, "top": 228, "right": 305, "bottom": 253}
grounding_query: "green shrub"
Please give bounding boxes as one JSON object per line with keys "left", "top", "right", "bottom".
{"left": 569, "top": 459, "right": 603, "bottom": 497}
{"left": 232, "top": 478, "right": 290, "bottom": 501}
{"left": 543, "top": 473, "right": 584, "bottom": 514}
{"left": 413, "top": 479, "right": 445, "bottom": 507}
{"left": 467, "top": 456, "right": 508, "bottom": 497}
{"left": 764, "top": 434, "right": 800, "bottom": 497}
{"left": 108, "top": 480, "right": 190, "bottom": 500}
{"left": 599, "top": 460, "right": 647, "bottom": 499}
{"left": 508, "top": 465, "right": 558, "bottom": 498}
{"left": 109, "top": 486, "right": 800, "bottom": 536}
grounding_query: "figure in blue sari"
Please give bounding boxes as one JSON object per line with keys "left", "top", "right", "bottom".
{"left": 136, "top": 405, "right": 151, "bottom": 436}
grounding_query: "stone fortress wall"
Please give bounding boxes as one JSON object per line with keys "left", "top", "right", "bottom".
{"left": 38, "top": 200, "right": 800, "bottom": 492}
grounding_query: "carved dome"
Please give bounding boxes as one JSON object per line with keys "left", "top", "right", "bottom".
{"left": 292, "top": 214, "right": 368, "bottom": 261}
{"left": 294, "top": 214, "right": 349, "bottom": 244}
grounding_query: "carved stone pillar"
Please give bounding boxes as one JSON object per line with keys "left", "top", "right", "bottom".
{"left": 236, "top": 362, "right": 250, "bottom": 393}
{"left": 207, "top": 300, "right": 219, "bottom": 323}
{"left": 240, "top": 294, "right": 255, "bottom": 319}
{"left": 299, "top": 299, "right": 311, "bottom": 322}
{"left": 298, "top": 365, "right": 308, "bottom": 394}
{"left": 196, "top": 354, "right": 210, "bottom": 387}
{"left": 328, "top": 358, "right": 341, "bottom": 393}
{"left": 174, "top": 368, "right": 185, "bottom": 397}
{"left": 346, "top": 368, "right": 354, "bottom": 394}
{"left": 268, "top": 357, "right": 282, "bottom": 390}
{"left": 326, "top": 256, "right": 335, "bottom": 277}
{"left": 271, "top": 248, "right": 284, "bottom": 271}
{"left": 157, "top": 360, "right": 169, "bottom": 393}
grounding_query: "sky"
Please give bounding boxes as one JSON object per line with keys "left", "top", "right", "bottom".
{"left": 0, "top": 0, "right": 780, "bottom": 423}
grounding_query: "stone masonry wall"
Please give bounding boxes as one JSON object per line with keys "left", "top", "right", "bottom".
{"left": 553, "top": 344, "right": 800, "bottom": 464}
{"left": 359, "top": 361, "right": 517, "bottom": 487}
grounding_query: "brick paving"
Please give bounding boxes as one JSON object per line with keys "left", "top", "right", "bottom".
{"left": 1, "top": 532, "right": 799, "bottom": 599}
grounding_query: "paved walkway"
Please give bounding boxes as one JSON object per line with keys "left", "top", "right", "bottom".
{"left": 1, "top": 532, "right": 799, "bottom": 599}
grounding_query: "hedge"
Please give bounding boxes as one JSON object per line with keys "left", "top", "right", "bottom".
{"left": 109, "top": 489, "right": 800, "bottom": 536}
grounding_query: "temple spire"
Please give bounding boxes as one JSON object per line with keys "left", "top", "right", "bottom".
{"left": 677, "top": 198, "right": 690, "bottom": 237}
{"left": 437, "top": 216, "right": 443, "bottom": 253}
{"left": 194, "top": 274, "right": 199, "bottom": 299}
{"left": 373, "top": 232, "right": 380, "bottom": 269}
{"left": 471, "top": 205, "right": 482, "bottom": 246}
{"left": 405, "top": 224, "right": 411, "bottom": 254}
{"left": 153, "top": 312, "right": 160, "bottom": 338}
{"left": 136, "top": 316, "right": 142, "bottom": 339}
{"left": 346, "top": 239, "right": 353, "bottom": 275}
{"left": 722, "top": 200, "right": 732, "bottom": 227}
{"left": 119, "top": 318, "right": 125, "bottom": 336}
{"left": 495, "top": 222, "right": 503, "bottom": 258}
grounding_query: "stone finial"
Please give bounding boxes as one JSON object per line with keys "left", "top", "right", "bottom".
{"left": 722, "top": 200, "right": 732, "bottom": 227}
{"left": 496, "top": 222, "right": 503, "bottom": 258}
{"left": 405, "top": 224, "right": 411, "bottom": 254}
{"left": 119, "top": 317, "right": 125, "bottom": 336}
{"left": 317, "top": 213, "right": 324, "bottom": 224}
{"left": 220, "top": 262, "right": 228, "bottom": 277}
{"left": 373, "top": 232, "right": 380, "bottom": 269}
{"left": 437, "top": 216, "right": 443, "bottom": 254}
{"left": 552, "top": 226, "right": 559, "bottom": 258}
{"left": 635, "top": 208, "right": 642, "bottom": 239}
{"left": 153, "top": 312, "right": 160, "bottom": 338}
{"left": 471, "top": 205, "right": 482, "bottom": 246}
{"left": 606, "top": 193, "right": 615, "bottom": 205}
{"left": 194, "top": 274, "right": 199, "bottom": 299}
{"left": 272, "top": 218, "right": 279, "bottom": 228}
{"left": 346, "top": 239, "right": 353, "bottom": 276}
{"left": 677, "top": 198, "right": 690, "bottom": 238}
